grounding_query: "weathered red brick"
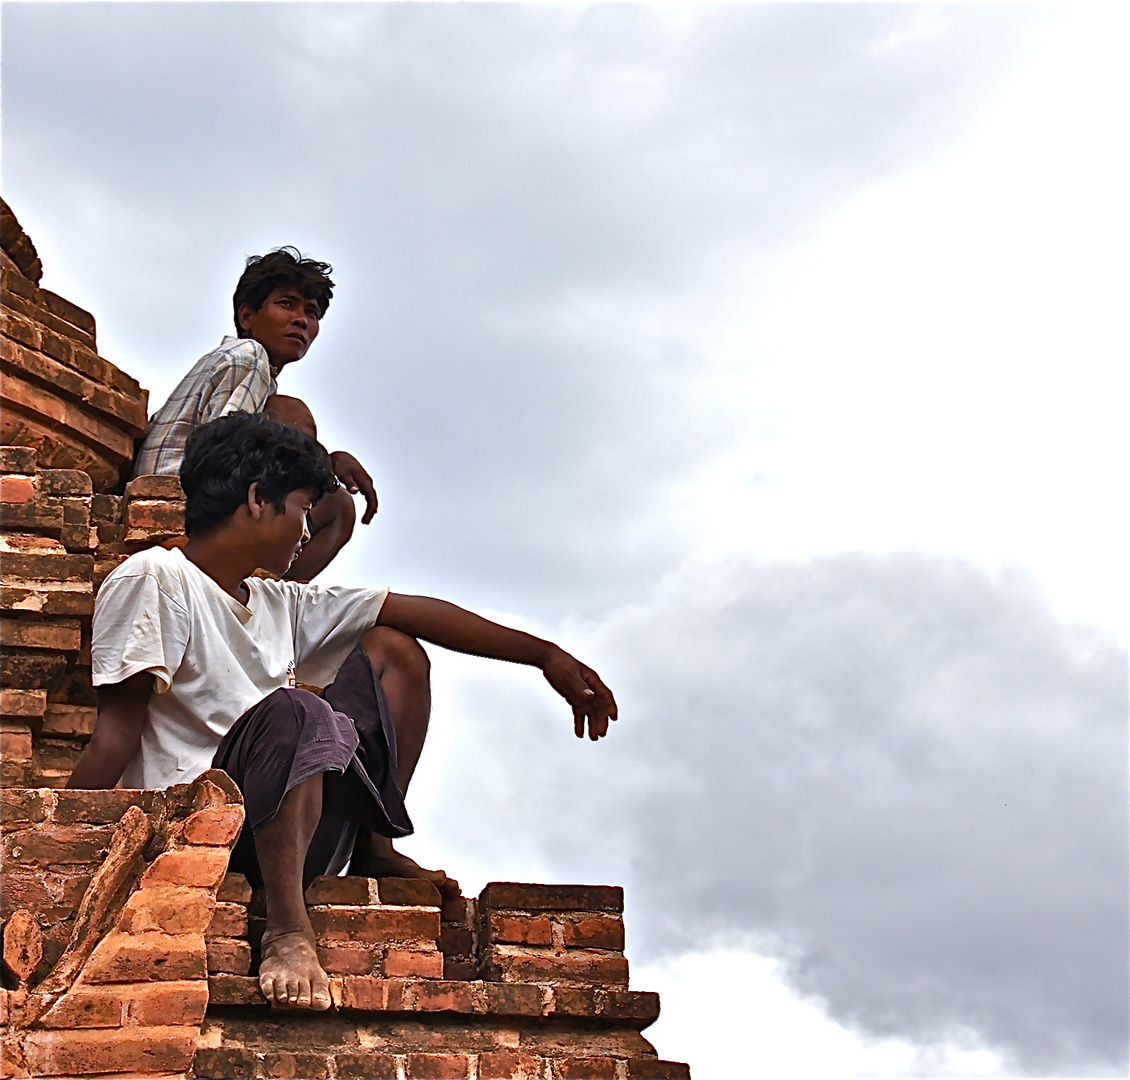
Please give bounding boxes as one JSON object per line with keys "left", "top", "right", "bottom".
{"left": 382, "top": 948, "right": 444, "bottom": 979}
{"left": 1, "top": 548, "right": 93, "bottom": 582}
{"left": 124, "top": 499, "right": 185, "bottom": 531}
{"left": 39, "top": 288, "right": 96, "bottom": 337}
{"left": 309, "top": 905, "right": 439, "bottom": 944}
{"left": 337, "top": 976, "right": 410, "bottom": 1012}
{"left": 118, "top": 884, "right": 215, "bottom": 934}
{"left": 261, "top": 1051, "right": 332, "bottom": 1079}
{"left": 2, "top": 823, "right": 116, "bottom": 866}
{"left": 206, "top": 901, "right": 248, "bottom": 938}
{"left": 37, "top": 469, "right": 92, "bottom": 496}
{"left": 20, "top": 1025, "right": 198, "bottom": 1075}
{"left": 0, "top": 474, "right": 35, "bottom": 503}
{"left": 206, "top": 937, "right": 251, "bottom": 975}
{"left": 405, "top": 1053, "right": 472, "bottom": 1079}
{"left": 602, "top": 991, "right": 661, "bottom": 1025}
{"left": 140, "top": 846, "right": 231, "bottom": 887}
{"left": 53, "top": 788, "right": 156, "bottom": 824}
{"left": 210, "top": 878, "right": 250, "bottom": 912}
{"left": 562, "top": 914, "right": 625, "bottom": 951}
{"left": 554, "top": 1057, "right": 620, "bottom": 1079}
{"left": 483, "top": 982, "right": 543, "bottom": 1017}
{"left": 125, "top": 979, "right": 209, "bottom": 1025}
{"left": 410, "top": 980, "right": 483, "bottom": 1013}
{"left": 37, "top": 987, "right": 124, "bottom": 1028}
{"left": 481, "top": 945, "right": 629, "bottom": 989}
{"left": 0, "top": 584, "right": 93, "bottom": 617}
{"left": 443, "top": 957, "right": 477, "bottom": 981}
{"left": 439, "top": 924, "right": 475, "bottom": 956}
{"left": 487, "top": 912, "right": 553, "bottom": 946}
{"left": 0, "top": 787, "right": 53, "bottom": 824}
{"left": 206, "top": 973, "right": 264, "bottom": 1006}
{"left": 334, "top": 1051, "right": 400, "bottom": 1079}
{"left": 0, "top": 617, "right": 81, "bottom": 651}
{"left": 125, "top": 475, "right": 184, "bottom": 500}
{"left": 305, "top": 874, "right": 380, "bottom": 905}
{"left": 2, "top": 908, "right": 42, "bottom": 983}
{"left": 484, "top": 883, "right": 624, "bottom": 915}
{"left": 41, "top": 703, "right": 97, "bottom": 736}
{"left": 441, "top": 893, "right": 468, "bottom": 923}
{"left": 547, "top": 987, "right": 600, "bottom": 1017}
{"left": 83, "top": 931, "right": 206, "bottom": 983}
{"left": 192, "top": 1046, "right": 257, "bottom": 1078}
{"left": 316, "top": 943, "right": 377, "bottom": 974}
{"left": 626, "top": 1061, "right": 691, "bottom": 1079}
{"left": 180, "top": 805, "right": 244, "bottom": 846}
{"left": 0, "top": 723, "right": 32, "bottom": 763}
{"left": 0, "top": 689, "right": 48, "bottom": 718}
{"left": 478, "top": 1051, "right": 544, "bottom": 1079}
{"left": 377, "top": 877, "right": 442, "bottom": 907}
{"left": 0, "top": 446, "right": 36, "bottom": 473}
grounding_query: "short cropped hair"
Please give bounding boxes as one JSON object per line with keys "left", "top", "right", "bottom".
{"left": 232, "top": 247, "right": 334, "bottom": 334}
{"left": 180, "top": 413, "right": 338, "bottom": 536}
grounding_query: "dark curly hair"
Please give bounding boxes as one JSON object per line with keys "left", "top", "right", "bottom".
{"left": 180, "top": 413, "right": 338, "bottom": 536}
{"left": 232, "top": 247, "right": 334, "bottom": 335}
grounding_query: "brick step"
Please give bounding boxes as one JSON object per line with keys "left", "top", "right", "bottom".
{"left": 207, "top": 975, "right": 661, "bottom": 1028}
{"left": 193, "top": 1046, "right": 691, "bottom": 1079}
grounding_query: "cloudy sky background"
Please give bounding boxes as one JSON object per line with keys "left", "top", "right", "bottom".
{"left": 3, "top": 3, "right": 1127, "bottom": 1076}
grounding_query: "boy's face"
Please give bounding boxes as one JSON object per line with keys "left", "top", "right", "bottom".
{"left": 253, "top": 486, "right": 316, "bottom": 575}
{"left": 238, "top": 287, "right": 322, "bottom": 371}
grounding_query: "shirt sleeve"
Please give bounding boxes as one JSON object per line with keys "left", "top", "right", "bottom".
{"left": 201, "top": 343, "right": 274, "bottom": 422}
{"left": 91, "top": 568, "right": 191, "bottom": 693}
{"left": 290, "top": 583, "right": 390, "bottom": 687}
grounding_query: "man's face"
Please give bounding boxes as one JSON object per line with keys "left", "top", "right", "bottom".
{"left": 238, "top": 287, "right": 322, "bottom": 371}
{"left": 255, "top": 487, "right": 315, "bottom": 575}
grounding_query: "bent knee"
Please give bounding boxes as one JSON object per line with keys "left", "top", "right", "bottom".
{"left": 313, "top": 486, "right": 356, "bottom": 543}
{"left": 360, "top": 625, "right": 430, "bottom": 680}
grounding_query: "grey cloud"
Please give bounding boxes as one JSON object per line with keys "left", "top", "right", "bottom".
{"left": 416, "top": 553, "right": 1127, "bottom": 1075}
{"left": 2, "top": 4, "right": 1039, "bottom": 616}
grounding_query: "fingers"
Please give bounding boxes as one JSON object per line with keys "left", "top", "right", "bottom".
{"left": 357, "top": 475, "right": 379, "bottom": 524}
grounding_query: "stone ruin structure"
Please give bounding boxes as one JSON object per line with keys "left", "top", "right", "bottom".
{"left": 0, "top": 201, "right": 691, "bottom": 1080}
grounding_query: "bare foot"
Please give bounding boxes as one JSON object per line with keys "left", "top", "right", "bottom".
{"left": 258, "top": 930, "right": 331, "bottom": 1010}
{"left": 351, "top": 834, "right": 460, "bottom": 899}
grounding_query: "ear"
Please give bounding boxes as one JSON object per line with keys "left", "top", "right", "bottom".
{"left": 237, "top": 302, "right": 255, "bottom": 333}
{"left": 246, "top": 482, "right": 265, "bottom": 519}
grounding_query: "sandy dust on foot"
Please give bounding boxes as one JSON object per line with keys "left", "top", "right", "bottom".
{"left": 258, "top": 930, "right": 331, "bottom": 1010}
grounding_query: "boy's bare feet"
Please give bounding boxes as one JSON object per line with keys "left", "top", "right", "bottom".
{"left": 259, "top": 929, "right": 331, "bottom": 1010}
{"left": 351, "top": 831, "right": 460, "bottom": 899}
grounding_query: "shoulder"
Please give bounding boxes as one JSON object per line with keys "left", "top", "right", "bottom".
{"left": 98, "top": 547, "right": 191, "bottom": 609}
{"left": 207, "top": 336, "right": 270, "bottom": 374}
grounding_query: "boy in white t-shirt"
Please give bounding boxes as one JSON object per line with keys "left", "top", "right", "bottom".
{"left": 69, "top": 412, "right": 617, "bottom": 1012}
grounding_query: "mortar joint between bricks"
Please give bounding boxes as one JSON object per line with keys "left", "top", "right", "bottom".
{"left": 550, "top": 919, "right": 567, "bottom": 956}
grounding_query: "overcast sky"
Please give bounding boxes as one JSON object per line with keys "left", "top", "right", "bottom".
{"left": 3, "top": 4, "right": 1127, "bottom": 1077}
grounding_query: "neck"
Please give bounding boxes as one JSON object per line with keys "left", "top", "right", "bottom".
{"left": 182, "top": 526, "right": 259, "bottom": 601}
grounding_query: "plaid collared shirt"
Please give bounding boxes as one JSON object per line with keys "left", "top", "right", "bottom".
{"left": 132, "top": 336, "right": 278, "bottom": 476}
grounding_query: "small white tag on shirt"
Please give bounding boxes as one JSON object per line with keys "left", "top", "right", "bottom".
{"left": 286, "top": 661, "right": 297, "bottom": 688}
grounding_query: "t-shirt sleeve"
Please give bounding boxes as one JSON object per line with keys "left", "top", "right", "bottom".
{"left": 91, "top": 567, "right": 191, "bottom": 694}
{"left": 291, "top": 583, "right": 390, "bottom": 687}
{"left": 201, "top": 343, "right": 273, "bottom": 422}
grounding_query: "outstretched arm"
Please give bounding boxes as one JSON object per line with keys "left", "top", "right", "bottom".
{"left": 376, "top": 593, "right": 617, "bottom": 740}
{"left": 67, "top": 672, "right": 154, "bottom": 789}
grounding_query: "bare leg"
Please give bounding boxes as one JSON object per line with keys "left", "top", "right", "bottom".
{"left": 349, "top": 627, "right": 458, "bottom": 895}
{"left": 255, "top": 773, "right": 331, "bottom": 1010}
{"left": 285, "top": 486, "right": 356, "bottom": 582}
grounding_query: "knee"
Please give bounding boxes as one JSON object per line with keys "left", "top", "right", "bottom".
{"left": 326, "top": 486, "right": 356, "bottom": 542}
{"left": 360, "top": 626, "right": 430, "bottom": 683}
{"left": 260, "top": 687, "right": 327, "bottom": 737}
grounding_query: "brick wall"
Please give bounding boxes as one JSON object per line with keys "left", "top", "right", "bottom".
{"left": 0, "top": 205, "right": 690, "bottom": 1078}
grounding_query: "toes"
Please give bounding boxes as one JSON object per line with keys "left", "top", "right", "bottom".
{"left": 295, "top": 979, "right": 313, "bottom": 1009}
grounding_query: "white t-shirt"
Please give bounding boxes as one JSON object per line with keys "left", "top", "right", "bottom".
{"left": 92, "top": 546, "right": 388, "bottom": 789}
